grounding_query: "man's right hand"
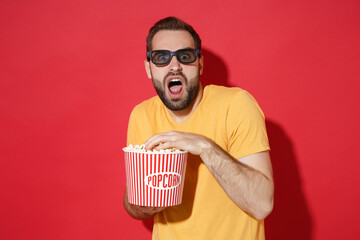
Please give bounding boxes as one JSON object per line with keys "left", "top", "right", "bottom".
{"left": 123, "top": 189, "right": 166, "bottom": 219}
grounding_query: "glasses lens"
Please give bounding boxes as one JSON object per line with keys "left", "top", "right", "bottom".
{"left": 149, "top": 49, "right": 199, "bottom": 65}
{"left": 177, "top": 49, "right": 197, "bottom": 64}
{"left": 151, "top": 50, "right": 171, "bottom": 65}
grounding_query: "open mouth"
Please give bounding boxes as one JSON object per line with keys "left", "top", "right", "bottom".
{"left": 168, "top": 78, "right": 183, "bottom": 97}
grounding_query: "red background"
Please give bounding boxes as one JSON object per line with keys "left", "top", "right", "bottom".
{"left": 1, "top": 0, "right": 359, "bottom": 239}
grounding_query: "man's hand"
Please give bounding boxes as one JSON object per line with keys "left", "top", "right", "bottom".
{"left": 123, "top": 189, "right": 166, "bottom": 220}
{"left": 131, "top": 205, "right": 167, "bottom": 216}
{"left": 145, "top": 131, "right": 211, "bottom": 155}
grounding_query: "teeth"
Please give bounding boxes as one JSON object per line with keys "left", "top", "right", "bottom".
{"left": 170, "top": 79, "right": 181, "bottom": 82}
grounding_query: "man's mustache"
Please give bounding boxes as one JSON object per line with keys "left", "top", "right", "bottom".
{"left": 164, "top": 72, "right": 187, "bottom": 83}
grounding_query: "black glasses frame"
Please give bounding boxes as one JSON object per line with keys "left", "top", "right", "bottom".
{"left": 147, "top": 48, "right": 201, "bottom": 66}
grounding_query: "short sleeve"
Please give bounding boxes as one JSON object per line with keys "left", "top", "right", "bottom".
{"left": 126, "top": 103, "right": 157, "bottom": 146}
{"left": 126, "top": 110, "right": 136, "bottom": 145}
{"left": 126, "top": 107, "right": 145, "bottom": 146}
{"left": 226, "top": 90, "right": 270, "bottom": 159}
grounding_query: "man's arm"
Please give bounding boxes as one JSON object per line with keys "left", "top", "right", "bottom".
{"left": 145, "top": 131, "right": 274, "bottom": 220}
{"left": 123, "top": 189, "right": 166, "bottom": 220}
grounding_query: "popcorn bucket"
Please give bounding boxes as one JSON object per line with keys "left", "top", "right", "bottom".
{"left": 123, "top": 148, "right": 188, "bottom": 207}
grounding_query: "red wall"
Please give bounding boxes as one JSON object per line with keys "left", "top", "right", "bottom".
{"left": 1, "top": 0, "right": 359, "bottom": 239}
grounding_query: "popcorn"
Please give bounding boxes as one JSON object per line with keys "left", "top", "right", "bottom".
{"left": 123, "top": 144, "right": 182, "bottom": 153}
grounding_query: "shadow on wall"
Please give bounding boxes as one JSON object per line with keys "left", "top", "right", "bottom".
{"left": 265, "top": 121, "right": 313, "bottom": 240}
{"left": 141, "top": 48, "right": 313, "bottom": 239}
{"left": 200, "top": 48, "right": 230, "bottom": 87}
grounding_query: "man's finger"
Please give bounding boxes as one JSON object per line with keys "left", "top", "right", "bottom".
{"left": 145, "top": 132, "right": 175, "bottom": 150}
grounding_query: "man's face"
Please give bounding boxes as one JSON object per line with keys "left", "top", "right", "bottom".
{"left": 145, "top": 30, "right": 203, "bottom": 111}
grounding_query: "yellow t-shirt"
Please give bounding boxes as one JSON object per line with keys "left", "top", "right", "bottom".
{"left": 127, "top": 85, "right": 270, "bottom": 240}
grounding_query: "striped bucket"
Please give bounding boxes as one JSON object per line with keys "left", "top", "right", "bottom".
{"left": 123, "top": 149, "right": 188, "bottom": 207}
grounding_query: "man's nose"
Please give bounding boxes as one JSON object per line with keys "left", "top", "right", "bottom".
{"left": 169, "top": 56, "right": 183, "bottom": 72}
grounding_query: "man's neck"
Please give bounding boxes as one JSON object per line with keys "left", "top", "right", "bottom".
{"left": 167, "top": 85, "right": 203, "bottom": 123}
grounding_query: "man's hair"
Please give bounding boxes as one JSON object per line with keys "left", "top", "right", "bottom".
{"left": 146, "top": 16, "right": 201, "bottom": 52}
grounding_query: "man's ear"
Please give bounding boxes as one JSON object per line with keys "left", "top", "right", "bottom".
{"left": 144, "top": 60, "right": 152, "bottom": 79}
{"left": 199, "top": 55, "right": 204, "bottom": 75}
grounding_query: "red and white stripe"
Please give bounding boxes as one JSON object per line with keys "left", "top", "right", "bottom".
{"left": 124, "top": 151, "right": 187, "bottom": 207}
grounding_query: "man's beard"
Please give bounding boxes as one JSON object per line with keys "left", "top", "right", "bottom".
{"left": 152, "top": 72, "right": 200, "bottom": 111}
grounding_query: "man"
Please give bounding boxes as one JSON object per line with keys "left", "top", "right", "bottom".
{"left": 123, "top": 16, "right": 274, "bottom": 240}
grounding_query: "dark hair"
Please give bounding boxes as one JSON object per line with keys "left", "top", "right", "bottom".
{"left": 146, "top": 17, "right": 201, "bottom": 52}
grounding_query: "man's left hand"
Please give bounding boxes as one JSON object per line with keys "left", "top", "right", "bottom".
{"left": 145, "top": 131, "right": 211, "bottom": 155}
